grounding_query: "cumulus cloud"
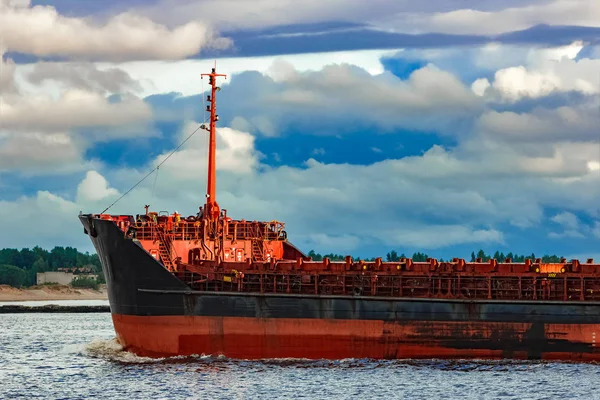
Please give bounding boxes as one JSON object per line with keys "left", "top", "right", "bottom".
{"left": 76, "top": 171, "right": 120, "bottom": 203}
{"left": 2, "top": 90, "right": 151, "bottom": 133}
{"left": 401, "top": 0, "right": 600, "bottom": 35}
{"left": 0, "top": 191, "right": 88, "bottom": 250}
{"left": 0, "top": 54, "right": 152, "bottom": 176}
{"left": 534, "top": 40, "right": 586, "bottom": 62}
{"left": 477, "top": 102, "right": 600, "bottom": 145}
{"left": 0, "top": 0, "right": 29, "bottom": 7}
{"left": 25, "top": 62, "right": 143, "bottom": 94}
{"left": 489, "top": 66, "right": 563, "bottom": 100}
{"left": 0, "top": 0, "right": 231, "bottom": 61}
{"left": 384, "top": 41, "right": 590, "bottom": 90}
{"left": 480, "top": 57, "right": 600, "bottom": 101}
{"left": 127, "top": 59, "right": 482, "bottom": 138}
{"left": 152, "top": 124, "right": 261, "bottom": 181}
{"left": 228, "top": 61, "right": 481, "bottom": 136}
{"left": 549, "top": 211, "right": 595, "bottom": 239}
{"left": 0, "top": 53, "right": 17, "bottom": 94}
{"left": 0, "top": 131, "right": 91, "bottom": 174}
{"left": 551, "top": 212, "right": 579, "bottom": 230}
{"left": 96, "top": 49, "right": 398, "bottom": 99}
{"left": 471, "top": 78, "right": 491, "bottom": 96}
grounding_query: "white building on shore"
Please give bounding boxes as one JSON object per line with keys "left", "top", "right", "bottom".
{"left": 36, "top": 272, "right": 98, "bottom": 286}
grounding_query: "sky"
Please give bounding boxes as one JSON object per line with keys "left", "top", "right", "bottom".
{"left": 0, "top": 0, "right": 600, "bottom": 261}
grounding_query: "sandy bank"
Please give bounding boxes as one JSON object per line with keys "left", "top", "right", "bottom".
{"left": 0, "top": 284, "right": 108, "bottom": 302}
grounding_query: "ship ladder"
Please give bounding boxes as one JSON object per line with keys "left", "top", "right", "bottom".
{"left": 157, "top": 231, "right": 175, "bottom": 271}
{"left": 252, "top": 240, "right": 264, "bottom": 262}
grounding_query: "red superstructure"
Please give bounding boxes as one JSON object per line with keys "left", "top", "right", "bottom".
{"left": 83, "top": 65, "right": 600, "bottom": 361}
{"left": 96, "top": 66, "right": 304, "bottom": 279}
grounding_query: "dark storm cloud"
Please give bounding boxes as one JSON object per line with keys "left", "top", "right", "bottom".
{"left": 496, "top": 24, "right": 600, "bottom": 45}
{"left": 201, "top": 23, "right": 600, "bottom": 59}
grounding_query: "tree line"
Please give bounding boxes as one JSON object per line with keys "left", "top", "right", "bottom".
{"left": 0, "top": 245, "right": 566, "bottom": 288}
{"left": 307, "top": 249, "right": 564, "bottom": 263}
{"left": 0, "top": 246, "right": 103, "bottom": 287}
{"left": 468, "top": 249, "right": 564, "bottom": 263}
{"left": 307, "top": 250, "right": 433, "bottom": 263}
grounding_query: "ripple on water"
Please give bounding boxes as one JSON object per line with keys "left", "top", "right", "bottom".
{"left": 2, "top": 312, "right": 600, "bottom": 399}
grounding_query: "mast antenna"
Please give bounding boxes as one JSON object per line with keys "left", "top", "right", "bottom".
{"left": 200, "top": 64, "right": 227, "bottom": 220}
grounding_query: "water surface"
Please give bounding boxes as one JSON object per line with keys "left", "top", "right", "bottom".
{"left": 1, "top": 311, "right": 599, "bottom": 399}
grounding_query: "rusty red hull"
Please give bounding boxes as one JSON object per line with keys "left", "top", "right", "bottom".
{"left": 80, "top": 216, "right": 600, "bottom": 361}
{"left": 113, "top": 314, "right": 600, "bottom": 361}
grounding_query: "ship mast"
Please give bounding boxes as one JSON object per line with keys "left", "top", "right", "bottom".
{"left": 201, "top": 65, "right": 227, "bottom": 220}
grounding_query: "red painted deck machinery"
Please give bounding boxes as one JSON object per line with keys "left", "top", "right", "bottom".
{"left": 99, "top": 212, "right": 600, "bottom": 301}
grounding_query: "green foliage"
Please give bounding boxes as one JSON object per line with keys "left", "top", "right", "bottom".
{"left": 71, "top": 276, "right": 99, "bottom": 290}
{"left": 0, "top": 264, "right": 27, "bottom": 287}
{"left": 0, "top": 246, "right": 103, "bottom": 286}
{"left": 307, "top": 250, "right": 346, "bottom": 261}
{"left": 307, "top": 249, "right": 426, "bottom": 262}
{"left": 0, "top": 246, "right": 100, "bottom": 271}
{"left": 469, "top": 249, "right": 561, "bottom": 263}
{"left": 386, "top": 250, "right": 400, "bottom": 262}
{"left": 307, "top": 250, "right": 321, "bottom": 261}
{"left": 411, "top": 252, "right": 429, "bottom": 262}
{"left": 96, "top": 271, "right": 106, "bottom": 284}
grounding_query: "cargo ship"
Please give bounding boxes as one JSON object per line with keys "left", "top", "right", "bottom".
{"left": 80, "top": 66, "right": 600, "bottom": 361}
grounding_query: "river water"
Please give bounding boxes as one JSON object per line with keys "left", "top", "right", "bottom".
{"left": 1, "top": 305, "right": 600, "bottom": 399}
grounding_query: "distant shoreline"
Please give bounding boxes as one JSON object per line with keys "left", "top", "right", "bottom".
{"left": 0, "top": 284, "right": 108, "bottom": 302}
{"left": 0, "top": 304, "right": 110, "bottom": 313}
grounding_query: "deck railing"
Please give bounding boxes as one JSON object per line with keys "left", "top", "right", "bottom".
{"left": 172, "top": 255, "right": 600, "bottom": 302}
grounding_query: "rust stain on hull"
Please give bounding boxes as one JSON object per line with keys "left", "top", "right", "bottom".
{"left": 113, "top": 314, "right": 599, "bottom": 361}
